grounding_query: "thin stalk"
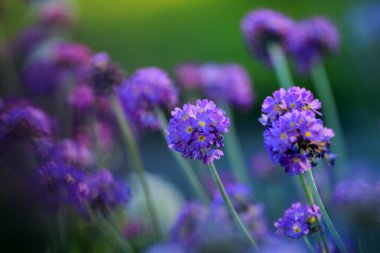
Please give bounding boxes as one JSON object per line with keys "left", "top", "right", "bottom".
{"left": 156, "top": 108, "right": 209, "bottom": 204}
{"left": 306, "top": 170, "right": 347, "bottom": 253}
{"left": 111, "top": 95, "right": 161, "bottom": 239}
{"left": 209, "top": 162, "right": 259, "bottom": 251}
{"left": 319, "top": 232, "right": 331, "bottom": 253}
{"left": 304, "top": 236, "right": 317, "bottom": 253}
{"left": 223, "top": 104, "right": 252, "bottom": 186}
{"left": 311, "top": 60, "right": 347, "bottom": 175}
{"left": 267, "top": 43, "right": 294, "bottom": 88}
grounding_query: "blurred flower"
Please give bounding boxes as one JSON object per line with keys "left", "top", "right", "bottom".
{"left": 241, "top": 9, "right": 295, "bottom": 66}
{"left": 171, "top": 202, "right": 209, "bottom": 249}
{"left": 144, "top": 243, "right": 186, "bottom": 253}
{"left": 274, "top": 202, "right": 321, "bottom": 239}
{"left": 38, "top": 1, "right": 76, "bottom": 28}
{"left": 52, "top": 139, "right": 94, "bottom": 169}
{"left": 250, "top": 152, "right": 275, "bottom": 179}
{"left": 122, "top": 220, "right": 146, "bottom": 240}
{"left": 212, "top": 183, "right": 252, "bottom": 211}
{"left": 166, "top": 99, "right": 230, "bottom": 164}
{"left": 260, "top": 87, "right": 333, "bottom": 175}
{"left": 35, "top": 161, "right": 88, "bottom": 210}
{"left": 118, "top": 67, "right": 178, "bottom": 131}
{"left": 174, "top": 63, "right": 202, "bottom": 90}
{"left": 288, "top": 17, "right": 340, "bottom": 74}
{"left": 67, "top": 84, "right": 95, "bottom": 112}
{"left": 53, "top": 42, "right": 91, "bottom": 69}
{"left": 334, "top": 179, "right": 380, "bottom": 226}
{"left": 88, "top": 52, "right": 124, "bottom": 95}
{"left": 199, "top": 63, "right": 254, "bottom": 109}
{"left": 86, "top": 169, "right": 131, "bottom": 214}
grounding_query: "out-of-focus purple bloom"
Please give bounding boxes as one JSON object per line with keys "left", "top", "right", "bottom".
{"left": 67, "top": 84, "right": 95, "bottom": 112}
{"left": 0, "top": 103, "right": 52, "bottom": 141}
{"left": 86, "top": 169, "right": 131, "bottom": 214}
{"left": 212, "top": 183, "right": 252, "bottom": 211}
{"left": 174, "top": 63, "right": 202, "bottom": 90}
{"left": 274, "top": 202, "right": 321, "bottom": 239}
{"left": 241, "top": 9, "right": 295, "bottom": 65}
{"left": 52, "top": 139, "right": 94, "bottom": 169}
{"left": 122, "top": 220, "right": 146, "bottom": 239}
{"left": 171, "top": 202, "right": 209, "bottom": 249}
{"left": 199, "top": 63, "right": 254, "bottom": 109}
{"left": 38, "top": 1, "right": 75, "bottom": 28}
{"left": 166, "top": 99, "right": 230, "bottom": 164}
{"left": 53, "top": 42, "right": 91, "bottom": 69}
{"left": 144, "top": 243, "right": 186, "bottom": 253}
{"left": 288, "top": 17, "right": 340, "bottom": 74}
{"left": 88, "top": 52, "right": 124, "bottom": 95}
{"left": 119, "top": 67, "right": 178, "bottom": 131}
{"left": 334, "top": 179, "right": 380, "bottom": 225}
{"left": 250, "top": 152, "right": 275, "bottom": 179}
{"left": 35, "top": 161, "right": 88, "bottom": 210}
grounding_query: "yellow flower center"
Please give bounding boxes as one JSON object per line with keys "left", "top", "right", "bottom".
{"left": 199, "top": 121, "right": 205, "bottom": 127}
{"left": 186, "top": 126, "right": 192, "bottom": 133}
{"left": 293, "top": 157, "right": 300, "bottom": 163}
{"left": 290, "top": 103, "right": 296, "bottom": 109}
{"left": 305, "top": 131, "right": 311, "bottom": 137}
{"left": 280, "top": 133, "right": 287, "bottom": 139}
{"left": 198, "top": 135, "right": 205, "bottom": 141}
{"left": 293, "top": 225, "right": 301, "bottom": 233}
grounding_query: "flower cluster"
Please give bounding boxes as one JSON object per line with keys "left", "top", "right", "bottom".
{"left": 166, "top": 99, "right": 230, "bottom": 164}
{"left": 274, "top": 202, "right": 321, "bottom": 239}
{"left": 199, "top": 63, "right": 254, "bottom": 109}
{"left": 174, "top": 63, "right": 202, "bottom": 90}
{"left": 52, "top": 139, "right": 94, "bottom": 169}
{"left": 241, "top": 9, "right": 295, "bottom": 65}
{"left": 118, "top": 67, "right": 178, "bottom": 130}
{"left": 288, "top": 17, "right": 340, "bottom": 73}
{"left": 260, "top": 87, "right": 334, "bottom": 175}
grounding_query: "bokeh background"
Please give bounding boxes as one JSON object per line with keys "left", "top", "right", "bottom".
{"left": 1, "top": 0, "right": 380, "bottom": 252}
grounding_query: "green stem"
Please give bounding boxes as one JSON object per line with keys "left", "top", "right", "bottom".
{"left": 267, "top": 43, "right": 294, "bottom": 88}
{"left": 156, "top": 109, "right": 209, "bottom": 204}
{"left": 209, "top": 162, "right": 259, "bottom": 251}
{"left": 306, "top": 170, "right": 347, "bottom": 253}
{"left": 111, "top": 96, "right": 161, "bottom": 239}
{"left": 311, "top": 60, "right": 347, "bottom": 175}
{"left": 303, "top": 236, "right": 317, "bottom": 253}
{"left": 223, "top": 104, "right": 252, "bottom": 187}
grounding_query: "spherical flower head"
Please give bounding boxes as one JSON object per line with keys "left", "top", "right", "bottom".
{"left": 38, "top": 1, "right": 76, "bottom": 28}
{"left": 260, "top": 86, "right": 322, "bottom": 126}
{"left": 53, "top": 42, "right": 91, "bottom": 69}
{"left": 171, "top": 202, "right": 209, "bottom": 249}
{"left": 288, "top": 17, "right": 340, "bottom": 74}
{"left": 166, "top": 99, "right": 230, "bottom": 164}
{"left": 241, "top": 9, "right": 295, "bottom": 66}
{"left": 274, "top": 202, "right": 320, "bottom": 239}
{"left": 0, "top": 103, "right": 52, "bottom": 141}
{"left": 174, "top": 63, "right": 202, "bottom": 90}
{"left": 52, "top": 139, "right": 94, "bottom": 169}
{"left": 200, "top": 63, "right": 254, "bottom": 109}
{"left": 35, "top": 161, "right": 88, "bottom": 210}
{"left": 86, "top": 169, "right": 131, "bottom": 214}
{"left": 263, "top": 109, "right": 334, "bottom": 175}
{"left": 89, "top": 52, "right": 125, "bottom": 95}
{"left": 67, "top": 84, "right": 95, "bottom": 112}
{"left": 212, "top": 183, "right": 252, "bottom": 211}
{"left": 118, "top": 67, "right": 178, "bottom": 130}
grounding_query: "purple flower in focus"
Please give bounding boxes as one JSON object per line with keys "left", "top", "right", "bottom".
{"left": 88, "top": 52, "right": 124, "bottom": 95}
{"left": 166, "top": 99, "right": 230, "bottom": 164}
{"left": 86, "top": 169, "right": 131, "bottom": 214}
{"left": 274, "top": 202, "right": 321, "bottom": 239}
{"left": 174, "top": 63, "right": 202, "bottom": 90}
{"left": 52, "top": 139, "right": 94, "bottom": 169}
{"left": 200, "top": 63, "right": 255, "bottom": 109}
{"left": 241, "top": 9, "right": 295, "bottom": 65}
{"left": 288, "top": 17, "right": 340, "bottom": 74}
{"left": 171, "top": 202, "right": 209, "bottom": 249}
{"left": 67, "top": 84, "right": 95, "bottom": 112}
{"left": 118, "top": 67, "right": 178, "bottom": 130}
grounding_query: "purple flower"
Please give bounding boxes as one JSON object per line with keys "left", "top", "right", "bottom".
{"left": 118, "top": 67, "right": 178, "bottom": 131}
{"left": 288, "top": 17, "right": 340, "bottom": 74}
{"left": 53, "top": 42, "right": 91, "bottom": 69}
{"left": 241, "top": 9, "right": 295, "bottom": 65}
{"left": 274, "top": 202, "right": 320, "bottom": 239}
{"left": 67, "top": 84, "right": 95, "bottom": 112}
{"left": 212, "top": 183, "right": 252, "bottom": 211}
{"left": 171, "top": 202, "right": 209, "bottom": 249}
{"left": 35, "top": 162, "right": 88, "bottom": 210}
{"left": 88, "top": 52, "right": 124, "bottom": 95}
{"left": 38, "top": 1, "right": 75, "bottom": 28}
{"left": 199, "top": 63, "right": 254, "bottom": 109}
{"left": 145, "top": 243, "right": 186, "bottom": 253}
{"left": 86, "top": 169, "right": 131, "bottom": 214}
{"left": 250, "top": 152, "right": 275, "bottom": 179}
{"left": 0, "top": 103, "right": 52, "bottom": 141}
{"left": 52, "top": 139, "right": 94, "bottom": 169}
{"left": 166, "top": 99, "right": 230, "bottom": 164}
{"left": 174, "top": 63, "right": 202, "bottom": 90}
